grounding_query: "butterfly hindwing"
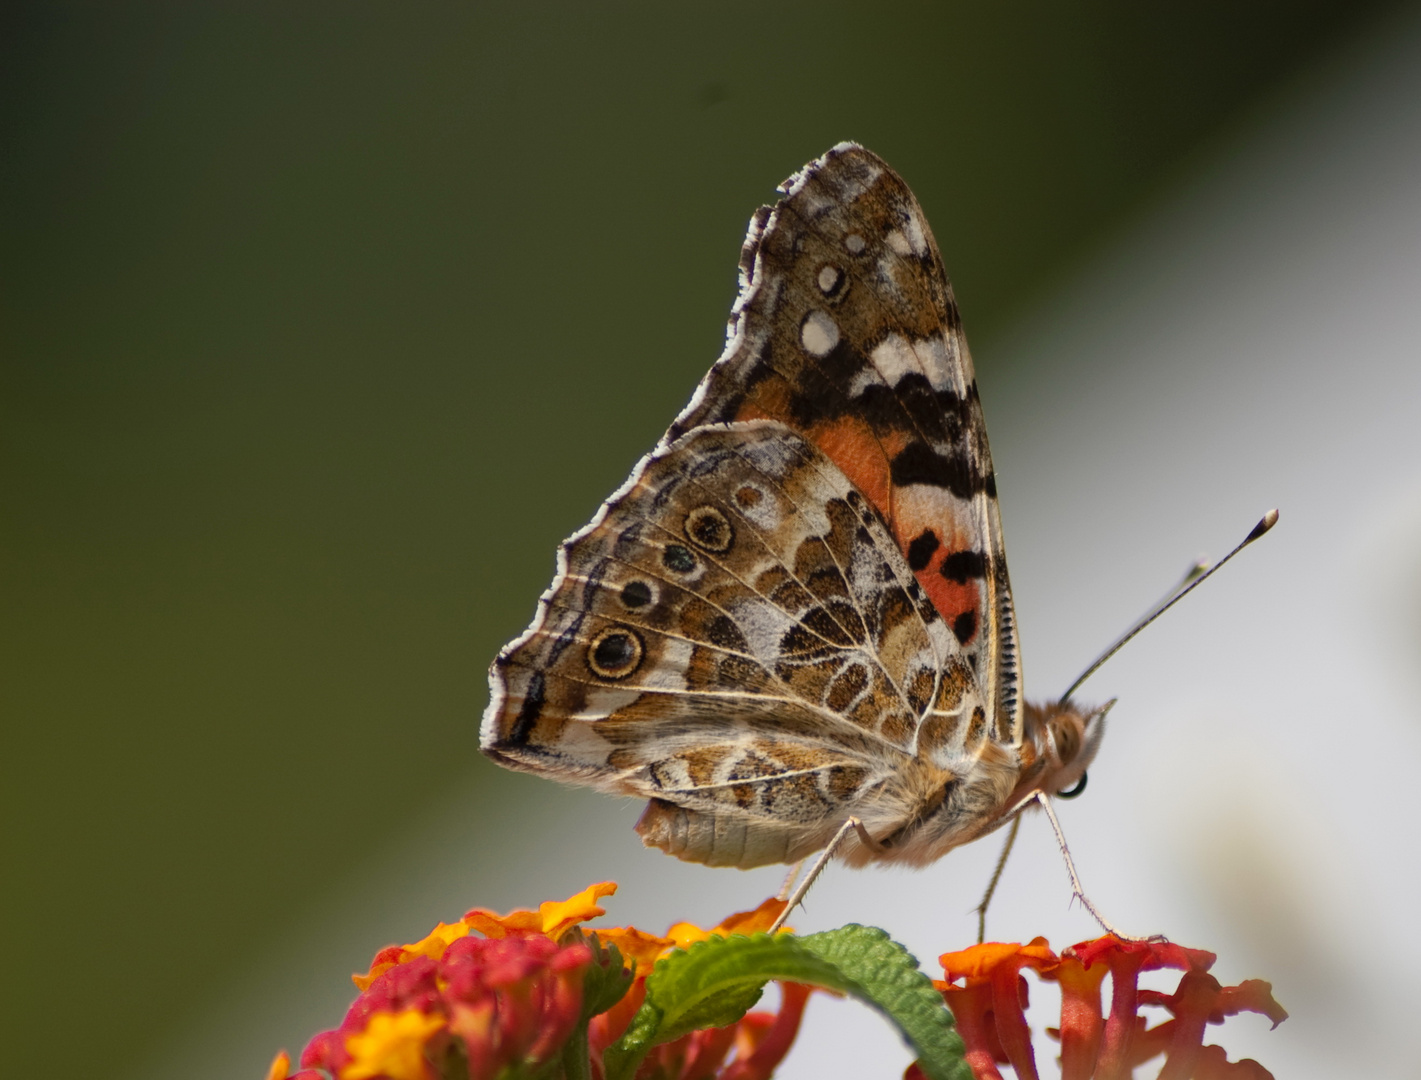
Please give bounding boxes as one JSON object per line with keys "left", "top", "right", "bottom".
{"left": 483, "top": 421, "right": 991, "bottom": 866}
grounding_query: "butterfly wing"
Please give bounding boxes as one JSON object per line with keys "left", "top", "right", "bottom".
{"left": 482, "top": 421, "right": 990, "bottom": 867}
{"left": 667, "top": 143, "right": 1021, "bottom": 745}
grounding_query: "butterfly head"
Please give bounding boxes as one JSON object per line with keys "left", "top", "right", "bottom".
{"left": 1019, "top": 697, "right": 1113, "bottom": 800}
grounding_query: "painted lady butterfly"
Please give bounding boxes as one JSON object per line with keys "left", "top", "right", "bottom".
{"left": 481, "top": 143, "right": 1107, "bottom": 879}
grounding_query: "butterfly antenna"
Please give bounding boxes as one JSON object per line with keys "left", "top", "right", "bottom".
{"left": 1059, "top": 509, "right": 1278, "bottom": 705}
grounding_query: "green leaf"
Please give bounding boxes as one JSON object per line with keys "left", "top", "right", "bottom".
{"left": 799, "top": 925, "right": 971, "bottom": 1080}
{"left": 580, "top": 935, "right": 636, "bottom": 1021}
{"left": 600, "top": 926, "right": 968, "bottom": 1080}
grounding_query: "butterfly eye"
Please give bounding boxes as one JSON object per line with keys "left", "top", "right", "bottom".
{"left": 1057, "top": 772, "right": 1088, "bottom": 800}
{"left": 587, "top": 626, "right": 644, "bottom": 680}
{"left": 684, "top": 506, "right": 734, "bottom": 553}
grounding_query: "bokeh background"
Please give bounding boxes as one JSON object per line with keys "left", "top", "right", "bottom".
{"left": 5, "top": 4, "right": 1421, "bottom": 1078}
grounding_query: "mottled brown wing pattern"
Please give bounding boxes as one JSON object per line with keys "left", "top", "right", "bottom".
{"left": 483, "top": 421, "right": 995, "bottom": 868}
{"left": 668, "top": 143, "right": 1021, "bottom": 744}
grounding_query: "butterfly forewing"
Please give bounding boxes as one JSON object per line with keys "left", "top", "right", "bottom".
{"left": 666, "top": 143, "right": 1020, "bottom": 745}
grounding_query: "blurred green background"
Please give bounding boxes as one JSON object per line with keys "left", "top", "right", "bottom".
{"left": 0, "top": 4, "right": 1402, "bottom": 1077}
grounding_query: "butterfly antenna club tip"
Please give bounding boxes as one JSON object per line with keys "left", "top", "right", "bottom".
{"left": 1246, "top": 508, "right": 1280, "bottom": 543}
{"left": 1059, "top": 508, "right": 1280, "bottom": 704}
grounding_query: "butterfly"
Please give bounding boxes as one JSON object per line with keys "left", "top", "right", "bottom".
{"left": 481, "top": 143, "right": 1106, "bottom": 877}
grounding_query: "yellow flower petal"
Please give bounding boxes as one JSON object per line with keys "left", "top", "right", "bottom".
{"left": 592, "top": 926, "right": 676, "bottom": 974}
{"left": 540, "top": 881, "right": 618, "bottom": 938}
{"left": 352, "top": 919, "right": 472, "bottom": 990}
{"left": 464, "top": 881, "right": 618, "bottom": 940}
{"left": 666, "top": 897, "right": 789, "bottom": 952}
{"left": 265, "top": 1050, "right": 291, "bottom": 1080}
{"left": 341, "top": 1009, "right": 445, "bottom": 1080}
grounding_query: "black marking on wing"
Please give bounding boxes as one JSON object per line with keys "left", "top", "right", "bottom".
{"left": 508, "top": 670, "right": 546, "bottom": 746}
{"left": 940, "top": 550, "right": 986, "bottom": 583}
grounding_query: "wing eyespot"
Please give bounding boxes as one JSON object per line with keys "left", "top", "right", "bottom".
{"left": 662, "top": 544, "right": 697, "bottom": 573}
{"left": 684, "top": 505, "right": 734, "bottom": 553}
{"left": 587, "top": 626, "right": 645, "bottom": 680}
{"left": 619, "top": 580, "right": 654, "bottom": 610}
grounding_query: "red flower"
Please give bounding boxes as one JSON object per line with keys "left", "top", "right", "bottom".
{"left": 272, "top": 885, "right": 803, "bottom": 1080}
{"left": 296, "top": 890, "right": 597, "bottom": 1080}
{"left": 922, "top": 936, "right": 1286, "bottom": 1080}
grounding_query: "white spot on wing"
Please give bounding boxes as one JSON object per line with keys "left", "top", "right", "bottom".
{"left": 817, "top": 265, "right": 842, "bottom": 294}
{"left": 868, "top": 331, "right": 961, "bottom": 393}
{"left": 732, "top": 484, "right": 782, "bottom": 531}
{"left": 847, "top": 365, "right": 889, "bottom": 398}
{"left": 730, "top": 599, "right": 801, "bottom": 662}
{"left": 886, "top": 229, "right": 912, "bottom": 256}
{"left": 904, "top": 209, "right": 928, "bottom": 256}
{"left": 800, "top": 310, "right": 840, "bottom": 357}
{"left": 870, "top": 333, "right": 924, "bottom": 384}
{"left": 845, "top": 233, "right": 866, "bottom": 254}
{"left": 637, "top": 636, "right": 693, "bottom": 690}
{"left": 918, "top": 333, "right": 960, "bottom": 391}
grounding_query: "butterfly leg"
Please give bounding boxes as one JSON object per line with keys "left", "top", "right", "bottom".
{"left": 974, "top": 813, "right": 1023, "bottom": 944}
{"left": 767, "top": 818, "right": 881, "bottom": 934}
{"left": 1033, "top": 792, "right": 1161, "bottom": 943}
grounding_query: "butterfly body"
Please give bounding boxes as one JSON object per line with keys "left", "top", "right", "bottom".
{"left": 482, "top": 144, "right": 1104, "bottom": 872}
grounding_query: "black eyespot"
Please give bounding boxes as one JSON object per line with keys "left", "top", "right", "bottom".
{"left": 1057, "top": 772, "right": 1088, "bottom": 800}
{"left": 662, "top": 543, "right": 696, "bottom": 573}
{"left": 619, "top": 580, "right": 653, "bottom": 609}
{"left": 684, "top": 505, "right": 734, "bottom": 553}
{"left": 587, "top": 626, "right": 644, "bottom": 679}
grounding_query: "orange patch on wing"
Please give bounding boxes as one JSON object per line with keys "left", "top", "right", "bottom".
{"left": 889, "top": 486, "right": 984, "bottom": 637}
{"left": 804, "top": 416, "right": 893, "bottom": 518}
{"left": 732, "top": 378, "right": 795, "bottom": 425}
{"left": 923, "top": 575, "right": 979, "bottom": 637}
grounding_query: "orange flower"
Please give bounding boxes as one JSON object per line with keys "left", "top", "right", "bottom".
{"left": 463, "top": 881, "right": 618, "bottom": 940}
{"left": 936, "top": 938, "right": 1058, "bottom": 1080}
{"left": 664, "top": 897, "right": 790, "bottom": 952}
{"left": 589, "top": 924, "right": 677, "bottom": 976}
{"left": 921, "top": 936, "right": 1286, "bottom": 1080}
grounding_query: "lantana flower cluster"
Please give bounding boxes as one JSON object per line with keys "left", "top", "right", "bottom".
{"left": 265, "top": 882, "right": 1285, "bottom": 1080}
{"left": 266, "top": 883, "right": 802, "bottom": 1080}
{"left": 921, "top": 935, "right": 1287, "bottom": 1080}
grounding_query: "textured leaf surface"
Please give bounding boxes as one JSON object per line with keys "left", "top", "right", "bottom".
{"left": 601, "top": 927, "right": 967, "bottom": 1080}
{"left": 799, "top": 925, "right": 970, "bottom": 1080}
